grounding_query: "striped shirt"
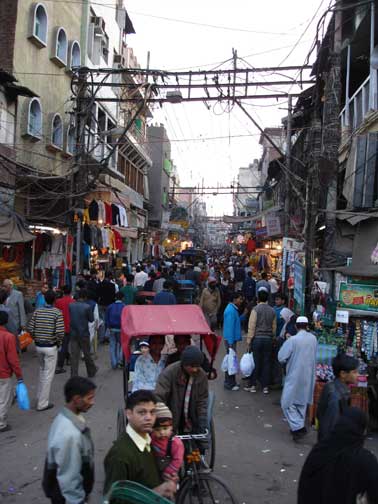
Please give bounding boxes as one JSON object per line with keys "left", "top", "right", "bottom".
{"left": 28, "top": 305, "right": 64, "bottom": 347}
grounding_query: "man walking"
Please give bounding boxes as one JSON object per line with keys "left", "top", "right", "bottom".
{"left": 43, "top": 377, "right": 96, "bottom": 504}
{"left": 105, "top": 291, "right": 125, "bottom": 369}
{"left": 69, "top": 290, "right": 97, "bottom": 378}
{"left": 28, "top": 290, "right": 64, "bottom": 411}
{"left": 223, "top": 292, "right": 246, "bottom": 391}
{"left": 55, "top": 286, "right": 75, "bottom": 375}
{"left": 0, "top": 311, "right": 23, "bottom": 432}
{"left": 133, "top": 265, "right": 148, "bottom": 289}
{"left": 278, "top": 316, "right": 318, "bottom": 441}
{"left": 3, "top": 279, "right": 26, "bottom": 333}
{"left": 242, "top": 271, "right": 256, "bottom": 303}
{"left": 199, "top": 277, "right": 221, "bottom": 330}
{"left": 245, "top": 288, "right": 276, "bottom": 394}
{"left": 153, "top": 281, "right": 177, "bottom": 305}
{"left": 120, "top": 274, "right": 138, "bottom": 305}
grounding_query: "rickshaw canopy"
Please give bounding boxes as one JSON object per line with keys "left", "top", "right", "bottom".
{"left": 121, "top": 305, "right": 221, "bottom": 361}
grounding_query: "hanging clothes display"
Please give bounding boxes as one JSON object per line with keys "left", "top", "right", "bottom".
{"left": 104, "top": 202, "right": 113, "bottom": 225}
{"left": 88, "top": 199, "right": 99, "bottom": 221}
{"left": 98, "top": 200, "right": 106, "bottom": 222}
{"left": 111, "top": 204, "right": 120, "bottom": 225}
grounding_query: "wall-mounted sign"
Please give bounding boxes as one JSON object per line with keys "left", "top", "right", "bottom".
{"left": 339, "top": 283, "right": 378, "bottom": 312}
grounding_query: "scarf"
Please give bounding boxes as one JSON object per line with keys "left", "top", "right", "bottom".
{"left": 279, "top": 308, "right": 295, "bottom": 339}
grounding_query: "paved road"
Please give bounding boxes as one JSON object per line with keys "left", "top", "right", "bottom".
{"left": 1, "top": 341, "right": 377, "bottom": 503}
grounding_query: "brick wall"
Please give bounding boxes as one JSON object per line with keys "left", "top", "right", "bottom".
{"left": 0, "top": 0, "right": 18, "bottom": 73}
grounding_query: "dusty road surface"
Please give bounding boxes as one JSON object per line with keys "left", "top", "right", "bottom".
{"left": 1, "top": 342, "right": 377, "bottom": 503}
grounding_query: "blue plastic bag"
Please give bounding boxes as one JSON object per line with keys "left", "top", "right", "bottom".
{"left": 16, "top": 382, "right": 30, "bottom": 410}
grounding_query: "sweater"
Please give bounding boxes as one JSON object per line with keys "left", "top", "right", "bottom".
{"left": 28, "top": 305, "right": 64, "bottom": 347}
{"left": 0, "top": 327, "right": 22, "bottom": 379}
{"left": 55, "top": 296, "right": 75, "bottom": 333}
{"left": 103, "top": 432, "right": 161, "bottom": 495}
{"left": 44, "top": 408, "right": 94, "bottom": 504}
{"left": 105, "top": 301, "right": 124, "bottom": 329}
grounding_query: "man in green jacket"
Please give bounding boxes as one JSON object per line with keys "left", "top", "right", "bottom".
{"left": 103, "top": 390, "right": 175, "bottom": 499}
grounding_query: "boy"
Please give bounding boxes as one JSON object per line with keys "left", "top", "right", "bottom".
{"left": 151, "top": 403, "right": 184, "bottom": 482}
{"left": 317, "top": 353, "right": 359, "bottom": 441}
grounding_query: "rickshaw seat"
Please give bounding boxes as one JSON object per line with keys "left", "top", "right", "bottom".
{"left": 103, "top": 480, "right": 172, "bottom": 504}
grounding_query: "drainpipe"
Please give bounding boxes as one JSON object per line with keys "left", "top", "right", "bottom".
{"left": 370, "top": 1, "right": 376, "bottom": 110}
{"left": 345, "top": 44, "right": 351, "bottom": 126}
{"left": 81, "top": 0, "right": 89, "bottom": 64}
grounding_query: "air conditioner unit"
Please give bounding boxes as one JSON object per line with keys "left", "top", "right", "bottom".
{"left": 91, "top": 16, "right": 106, "bottom": 35}
{"left": 113, "top": 54, "right": 125, "bottom": 67}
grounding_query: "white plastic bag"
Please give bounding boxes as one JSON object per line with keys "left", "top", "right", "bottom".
{"left": 221, "top": 354, "right": 229, "bottom": 372}
{"left": 240, "top": 352, "right": 255, "bottom": 377}
{"left": 227, "top": 348, "right": 239, "bottom": 376}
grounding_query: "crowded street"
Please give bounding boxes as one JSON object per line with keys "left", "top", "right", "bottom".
{"left": 2, "top": 0, "right": 378, "bottom": 503}
{"left": 6, "top": 334, "right": 378, "bottom": 504}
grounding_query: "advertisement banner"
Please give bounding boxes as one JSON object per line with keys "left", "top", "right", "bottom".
{"left": 294, "top": 261, "right": 305, "bottom": 314}
{"left": 266, "top": 214, "right": 282, "bottom": 237}
{"left": 339, "top": 283, "right": 378, "bottom": 312}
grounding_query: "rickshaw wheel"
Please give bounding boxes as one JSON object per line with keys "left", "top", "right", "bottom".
{"left": 203, "top": 418, "right": 216, "bottom": 470}
{"left": 117, "top": 407, "right": 126, "bottom": 439}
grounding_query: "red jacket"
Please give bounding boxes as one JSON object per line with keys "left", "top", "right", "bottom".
{"left": 0, "top": 326, "right": 22, "bottom": 379}
{"left": 55, "top": 296, "right": 75, "bottom": 333}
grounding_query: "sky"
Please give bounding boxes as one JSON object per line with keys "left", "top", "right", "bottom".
{"left": 124, "top": 0, "right": 330, "bottom": 215}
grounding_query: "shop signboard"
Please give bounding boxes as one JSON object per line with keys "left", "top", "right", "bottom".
{"left": 294, "top": 261, "right": 305, "bottom": 314}
{"left": 255, "top": 226, "right": 267, "bottom": 238}
{"left": 339, "top": 283, "right": 378, "bottom": 312}
{"left": 266, "top": 214, "right": 282, "bottom": 237}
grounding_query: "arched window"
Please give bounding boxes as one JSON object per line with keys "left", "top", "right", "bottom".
{"left": 27, "top": 98, "right": 42, "bottom": 139}
{"left": 69, "top": 41, "right": 81, "bottom": 70}
{"left": 51, "top": 114, "right": 63, "bottom": 149}
{"left": 51, "top": 27, "right": 68, "bottom": 66}
{"left": 29, "top": 3, "right": 48, "bottom": 47}
{"left": 67, "top": 125, "right": 76, "bottom": 155}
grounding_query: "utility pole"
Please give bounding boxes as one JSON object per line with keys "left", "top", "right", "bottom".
{"left": 284, "top": 95, "right": 292, "bottom": 236}
{"left": 73, "top": 67, "right": 89, "bottom": 278}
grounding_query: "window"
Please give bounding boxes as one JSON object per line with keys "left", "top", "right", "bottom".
{"left": 29, "top": 3, "right": 48, "bottom": 47}
{"left": 27, "top": 98, "right": 42, "bottom": 139}
{"left": 51, "top": 27, "right": 68, "bottom": 67}
{"left": 68, "top": 41, "right": 81, "bottom": 71}
{"left": 49, "top": 113, "right": 63, "bottom": 150}
{"left": 66, "top": 125, "right": 76, "bottom": 155}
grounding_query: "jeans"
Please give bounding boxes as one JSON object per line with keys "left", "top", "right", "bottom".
{"left": 70, "top": 336, "right": 97, "bottom": 377}
{"left": 224, "top": 341, "right": 237, "bottom": 388}
{"left": 98, "top": 306, "right": 107, "bottom": 343}
{"left": 0, "top": 378, "right": 13, "bottom": 429}
{"left": 36, "top": 346, "right": 58, "bottom": 410}
{"left": 248, "top": 337, "right": 272, "bottom": 389}
{"left": 109, "top": 329, "right": 122, "bottom": 369}
{"left": 57, "top": 333, "right": 70, "bottom": 369}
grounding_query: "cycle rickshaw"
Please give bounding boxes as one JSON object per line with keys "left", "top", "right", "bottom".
{"left": 106, "top": 305, "right": 237, "bottom": 504}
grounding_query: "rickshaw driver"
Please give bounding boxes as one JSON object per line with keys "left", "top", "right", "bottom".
{"left": 155, "top": 346, "right": 209, "bottom": 450}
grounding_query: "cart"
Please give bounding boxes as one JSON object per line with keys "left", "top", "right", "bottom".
{"left": 176, "top": 279, "right": 197, "bottom": 304}
{"left": 117, "top": 305, "right": 221, "bottom": 470}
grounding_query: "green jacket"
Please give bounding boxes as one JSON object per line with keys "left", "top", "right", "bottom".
{"left": 103, "top": 432, "right": 161, "bottom": 496}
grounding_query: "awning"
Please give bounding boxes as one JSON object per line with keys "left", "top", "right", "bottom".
{"left": 114, "top": 227, "right": 138, "bottom": 239}
{"left": 0, "top": 209, "right": 35, "bottom": 243}
{"left": 336, "top": 265, "right": 378, "bottom": 278}
{"left": 336, "top": 210, "right": 378, "bottom": 226}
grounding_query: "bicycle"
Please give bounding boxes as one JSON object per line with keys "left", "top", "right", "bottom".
{"left": 175, "top": 432, "right": 238, "bottom": 504}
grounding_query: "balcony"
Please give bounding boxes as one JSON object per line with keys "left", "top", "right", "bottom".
{"left": 340, "top": 71, "right": 377, "bottom": 130}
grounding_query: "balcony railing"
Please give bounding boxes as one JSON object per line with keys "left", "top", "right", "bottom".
{"left": 340, "top": 71, "right": 377, "bottom": 130}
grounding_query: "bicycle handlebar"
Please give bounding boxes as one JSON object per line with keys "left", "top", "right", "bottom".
{"left": 175, "top": 429, "right": 209, "bottom": 441}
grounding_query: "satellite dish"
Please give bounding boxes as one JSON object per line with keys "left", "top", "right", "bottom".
{"left": 371, "top": 45, "right": 378, "bottom": 69}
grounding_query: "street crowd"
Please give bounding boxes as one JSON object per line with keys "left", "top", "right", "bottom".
{"left": 1, "top": 252, "right": 378, "bottom": 503}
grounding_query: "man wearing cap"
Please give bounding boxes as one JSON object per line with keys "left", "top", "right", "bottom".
{"left": 245, "top": 288, "right": 276, "bottom": 394}
{"left": 155, "top": 346, "right": 208, "bottom": 437}
{"left": 199, "top": 278, "right": 221, "bottom": 330}
{"left": 278, "top": 316, "right": 318, "bottom": 441}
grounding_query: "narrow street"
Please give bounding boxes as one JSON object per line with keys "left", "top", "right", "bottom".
{"left": 2, "top": 341, "right": 377, "bottom": 503}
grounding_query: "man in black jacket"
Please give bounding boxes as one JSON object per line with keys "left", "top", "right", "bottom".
{"left": 69, "top": 290, "right": 97, "bottom": 378}
{"left": 317, "top": 354, "right": 359, "bottom": 441}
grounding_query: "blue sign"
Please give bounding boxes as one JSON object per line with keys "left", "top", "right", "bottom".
{"left": 294, "top": 261, "right": 305, "bottom": 314}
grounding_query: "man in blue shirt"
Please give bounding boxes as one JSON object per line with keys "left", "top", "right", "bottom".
{"left": 242, "top": 271, "right": 256, "bottom": 302}
{"left": 223, "top": 292, "right": 246, "bottom": 391}
{"left": 153, "top": 281, "right": 177, "bottom": 306}
{"left": 35, "top": 283, "right": 49, "bottom": 309}
{"left": 105, "top": 292, "right": 125, "bottom": 369}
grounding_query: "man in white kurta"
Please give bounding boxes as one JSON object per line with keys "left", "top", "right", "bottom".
{"left": 278, "top": 316, "right": 317, "bottom": 441}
